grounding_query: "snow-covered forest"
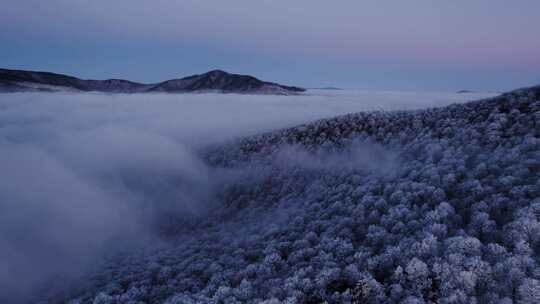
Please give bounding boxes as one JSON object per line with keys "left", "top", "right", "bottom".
{"left": 15, "top": 86, "right": 533, "bottom": 303}
{"left": 0, "top": 87, "right": 540, "bottom": 304}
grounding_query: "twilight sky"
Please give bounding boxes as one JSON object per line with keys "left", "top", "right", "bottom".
{"left": 1, "top": 0, "right": 539, "bottom": 91}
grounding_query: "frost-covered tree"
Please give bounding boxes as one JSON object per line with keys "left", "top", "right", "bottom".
{"left": 41, "top": 85, "right": 540, "bottom": 303}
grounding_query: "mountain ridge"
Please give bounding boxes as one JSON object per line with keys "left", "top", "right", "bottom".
{"left": 0, "top": 68, "right": 305, "bottom": 95}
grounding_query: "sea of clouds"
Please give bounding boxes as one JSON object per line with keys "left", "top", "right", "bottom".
{"left": 0, "top": 90, "right": 495, "bottom": 300}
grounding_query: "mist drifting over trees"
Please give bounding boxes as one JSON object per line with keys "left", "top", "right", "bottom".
{"left": 0, "top": 88, "right": 538, "bottom": 303}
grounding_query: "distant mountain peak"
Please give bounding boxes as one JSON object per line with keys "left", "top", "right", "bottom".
{"left": 0, "top": 68, "right": 306, "bottom": 95}
{"left": 205, "top": 69, "right": 228, "bottom": 75}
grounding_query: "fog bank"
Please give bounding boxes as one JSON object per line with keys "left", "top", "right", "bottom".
{"left": 0, "top": 90, "right": 495, "bottom": 301}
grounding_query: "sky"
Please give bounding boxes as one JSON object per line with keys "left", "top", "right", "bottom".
{"left": 1, "top": 0, "right": 539, "bottom": 91}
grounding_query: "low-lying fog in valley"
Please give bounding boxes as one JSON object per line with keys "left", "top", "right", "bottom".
{"left": 0, "top": 90, "right": 496, "bottom": 301}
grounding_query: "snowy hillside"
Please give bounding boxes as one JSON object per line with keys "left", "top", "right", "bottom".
{"left": 24, "top": 86, "right": 538, "bottom": 303}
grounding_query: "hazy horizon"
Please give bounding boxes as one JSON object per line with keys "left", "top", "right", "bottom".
{"left": 0, "top": 66, "right": 512, "bottom": 93}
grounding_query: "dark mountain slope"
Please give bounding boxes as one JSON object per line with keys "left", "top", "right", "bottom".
{"left": 0, "top": 68, "right": 305, "bottom": 94}
{"left": 0, "top": 68, "right": 90, "bottom": 91}
{"left": 148, "top": 70, "right": 305, "bottom": 94}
